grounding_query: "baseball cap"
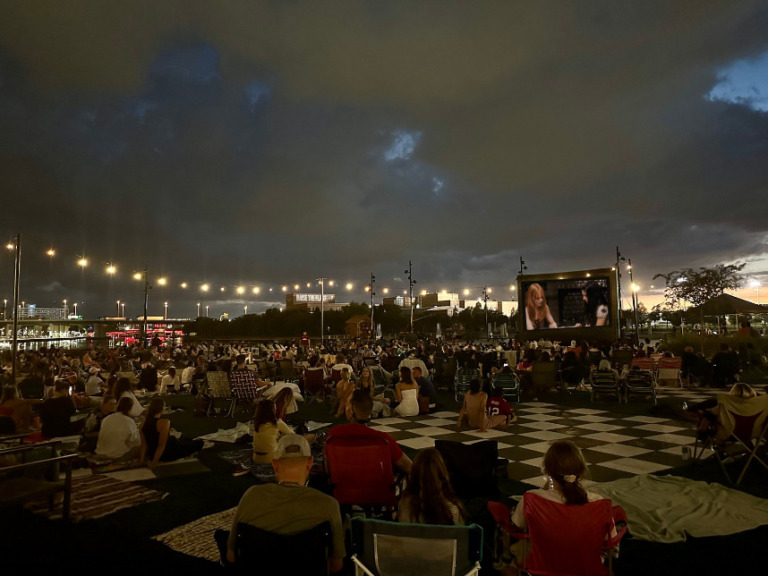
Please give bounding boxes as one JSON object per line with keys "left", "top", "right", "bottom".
{"left": 273, "top": 434, "right": 311, "bottom": 460}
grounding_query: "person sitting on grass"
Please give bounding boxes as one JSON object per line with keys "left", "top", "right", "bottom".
{"left": 140, "top": 398, "right": 204, "bottom": 469}
{"left": 251, "top": 398, "right": 294, "bottom": 464}
{"left": 95, "top": 396, "right": 141, "bottom": 461}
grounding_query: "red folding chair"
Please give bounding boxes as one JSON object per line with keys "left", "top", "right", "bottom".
{"left": 302, "top": 368, "right": 328, "bottom": 405}
{"left": 487, "top": 494, "right": 628, "bottom": 576}
{"left": 324, "top": 435, "right": 398, "bottom": 519}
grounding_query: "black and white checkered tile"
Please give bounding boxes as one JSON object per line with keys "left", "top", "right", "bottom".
{"left": 370, "top": 387, "right": 722, "bottom": 487}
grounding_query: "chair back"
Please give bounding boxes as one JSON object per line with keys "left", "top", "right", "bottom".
{"left": 524, "top": 493, "right": 617, "bottom": 576}
{"left": 228, "top": 370, "right": 263, "bottom": 400}
{"left": 331, "top": 368, "right": 343, "bottom": 384}
{"left": 233, "top": 521, "right": 331, "bottom": 575}
{"left": 610, "top": 349, "right": 633, "bottom": 370}
{"left": 490, "top": 372, "right": 521, "bottom": 403}
{"left": 350, "top": 517, "right": 483, "bottom": 576}
{"left": 325, "top": 435, "right": 397, "bottom": 508}
{"left": 303, "top": 368, "right": 327, "bottom": 403}
{"left": 630, "top": 357, "right": 655, "bottom": 371}
{"left": 278, "top": 359, "right": 296, "bottom": 381}
{"left": 531, "top": 361, "right": 557, "bottom": 388}
{"left": 435, "top": 440, "right": 499, "bottom": 499}
{"left": 715, "top": 394, "right": 768, "bottom": 444}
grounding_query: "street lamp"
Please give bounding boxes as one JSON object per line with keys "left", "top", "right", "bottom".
{"left": 627, "top": 258, "right": 639, "bottom": 346}
{"left": 369, "top": 273, "right": 376, "bottom": 340}
{"left": 7, "top": 234, "right": 20, "bottom": 384}
{"left": 133, "top": 267, "right": 151, "bottom": 346}
{"left": 164, "top": 301, "right": 168, "bottom": 321}
{"left": 197, "top": 302, "right": 201, "bottom": 318}
{"left": 116, "top": 300, "right": 121, "bottom": 317}
{"left": 73, "top": 302, "right": 78, "bottom": 317}
{"left": 205, "top": 305, "right": 209, "bottom": 318}
{"left": 317, "top": 277, "right": 328, "bottom": 345}
{"left": 404, "top": 261, "right": 417, "bottom": 336}
{"left": 121, "top": 302, "right": 125, "bottom": 317}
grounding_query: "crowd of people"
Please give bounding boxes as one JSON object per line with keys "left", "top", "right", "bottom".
{"left": 1, "top": 331, "right": 766, "bottom": 573}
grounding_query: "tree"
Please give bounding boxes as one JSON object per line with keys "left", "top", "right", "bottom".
{"left": 653, "top": 264, "right": 745, "bottom": 309}
{"left": 654, "top": 264, "right": 745, "bottom": 338}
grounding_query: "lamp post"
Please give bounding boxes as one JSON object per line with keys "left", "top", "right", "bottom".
{"left": 8, "top": 234, "right": 20, "bottom": 384}
{"left": 116, "top": 300, "right": 121, "bottom": 317}
{"left": 404, "top": 261, "right": 417, "bottom": 336}
{"left": 196, "top": 302, "right": 201, "bottom": 318}
{"left": 317, "top": 277, "right": 327, "bottom": 346}
{"left": 121, "top": 302, "right": 125, "bottom": 317}
{"left": 73, "top": 302, "right": 78, "bottom": 317}
{"left": 627, "top": 258, "right": 639, "bottom": 347}
{"left": 483, "top": 286, "right": 491, "bottom": 338}
{"left": 369, "top": 273, "right": 376, "bottom": 341}
{"left": 134, "top": 267, "right": 151, "bottom": 346}
{"left": 205, "top": 305, "right": 209, "bottom": 318}
{"left": 164, "top": 301, "right": 168, "bottom": 321}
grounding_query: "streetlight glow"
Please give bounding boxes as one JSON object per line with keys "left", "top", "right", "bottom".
{"left": 78, "top": 258, "right": 88, "bottom": 268}
{"left": 106, "top": 265, "right": 116, "bottom": 275}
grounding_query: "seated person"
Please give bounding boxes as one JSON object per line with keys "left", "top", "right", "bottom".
{"left": 486, "top": 386, "right": 517, "bottom": 428}
{"left": 686, "top": 382, "right": 758, "bottom": 439}
{"left": 252, "top": 398, "right": 294, "bottom": 464}
{"left": 332, "top": 367, "right": 354, "bottom": 418}
{"left": 159, "top": 367, "right": 181, "bottom": 394}
{"left": 456, "top": 379, "right": 488, "bottom": 432}
{"left": 39, "top": 380, "right": 78, "bottom": 438}
{"left": 412, "top": 366, "right": 437, "bottom": 408}
{"left": 224, "top": 434, "right": 345, "bottom": 572}
{"left": 95, "top": 396, "right": 141, "bottom": 461}
{"left": 394, "top": 366, "right": 420, "bottom": 417}
{"left": 327, "top": 390, "right": 412, "bottom": 474}
{"left": 0, "top": 385, "right": 36, "bottom": 433}
{"left": 79, "top": 394, "right": 117, "bottom": 452}
{"left": 711, "top": 344, "right": 740, "bottom": 388}
{"left": 140, "top": 398, "right": 204, "bottom": 469}
{"left": 113, "top": 377, "right": 145, "bottom": 418}
{"left": 509, "top": 441, "right": 615, "bottom": 560}
{"left": 398, "top": 448, "right": 465, "bottom": 525}
{"left": 84, "top": 367, "right": 106, "bottom": 397}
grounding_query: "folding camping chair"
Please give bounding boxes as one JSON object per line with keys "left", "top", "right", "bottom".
{"left": 623, "top": 368, "right": 657, "bottom": 404}
{"left": 454, "top": 367, "right": 478, "bottom": 403}
{"left": 589, "top": 368, "right": 621, "bottom": 403}
{"left": 487, "top": 494, "right": 628, "bottom": 576}
{"left": 227, "top": 370, "right": 266, "bottom": 417}
{"left": 656, "top": 356, "right": 683, "bottom": 388}
{"left": 206, "top": 372, "right": 235, "bottom": 417}
{"left": 350, "top": 517, "right": 483, "bottom": 576}
{"left": 491, "top": 371, "right": 521, "bottom": 404}
{"left": 303, "top": 368, "right": 329, "bottom": 405}
{"left": 693, "top": 393, "right": 768, "bottom": 485}
{"left": 324, "top": 435, "right": 398, "bottom": 519}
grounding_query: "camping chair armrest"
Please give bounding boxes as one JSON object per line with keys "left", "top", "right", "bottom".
{"left": 351, "top": 554, "right": 376, "bottom": 576}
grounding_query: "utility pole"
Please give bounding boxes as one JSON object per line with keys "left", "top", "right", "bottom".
{"left": 369, "top": 273, "right": 376, "bottom": 341}
{"left": 404, "top": 261, "right": 417, "bottom": 337}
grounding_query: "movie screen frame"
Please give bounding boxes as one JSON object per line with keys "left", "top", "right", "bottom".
{"left": 517, "top": 268, "right": 619, "bottom": 342}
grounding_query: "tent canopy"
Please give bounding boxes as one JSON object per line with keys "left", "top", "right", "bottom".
{"left": 688, "top": 293, "right": 767, "bottom": 316}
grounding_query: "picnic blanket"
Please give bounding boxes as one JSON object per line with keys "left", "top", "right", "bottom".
{"left": 153, "top": 507, "right": 235, "bottom": 562}
{"left": 25, "top": 474, "right": 167, "bottom": 522}
{"left": 591, "top": 474, "right": 768, "bottom": 543}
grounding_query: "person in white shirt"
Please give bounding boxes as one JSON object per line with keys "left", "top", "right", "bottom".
{"left": 159, "top": 367, "right": 181, "bottom": 394}
{"left": 95, "top": 396, "right": 141, "bottom": 460}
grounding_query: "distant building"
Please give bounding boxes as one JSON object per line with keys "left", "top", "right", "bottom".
{"left": 345, "top": 315, "right": 372, "bottom": 339}
{"left": 16, "top": 305, "right": 67, "bottom": 320}
{"left": 285, "top": 293, "right": 347, "bottom": 312}
{"left": 382, "top": 296, "right": 413, "bottom": 307}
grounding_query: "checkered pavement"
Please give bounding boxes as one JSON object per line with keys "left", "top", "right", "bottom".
{"left": 370, "top": 387, "right": 724, "bottom": 487}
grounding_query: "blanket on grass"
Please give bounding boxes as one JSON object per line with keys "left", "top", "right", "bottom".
{"left": 591, "top": 474, "right": 768, "bottom": 543}
{"left": 153, "top": 507, "right": 235, "bottom": 562}
{"left": 25, "top": 474, "right": 167, "bottom": 522}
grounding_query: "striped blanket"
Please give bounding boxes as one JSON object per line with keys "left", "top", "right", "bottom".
{"left": 153, "top": 507, "right": 236, "bottom": 562}
{"left": 25, "top": 474, "right": 167, "bottom": 522}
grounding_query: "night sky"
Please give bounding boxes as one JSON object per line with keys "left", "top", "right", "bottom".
{"left": 1, "top": 1, "right": 768, "bottom": 320}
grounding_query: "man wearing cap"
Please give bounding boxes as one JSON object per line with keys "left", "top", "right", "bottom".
{"left": 327, "top": 390, "right": 412, "bottom": 474}
{"left": 226, "top": 434, "right": 345, "bottom": 572}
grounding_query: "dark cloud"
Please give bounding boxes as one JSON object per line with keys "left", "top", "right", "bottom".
{"left": 1, "top": 1, "right": 768, "bottom": 318}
